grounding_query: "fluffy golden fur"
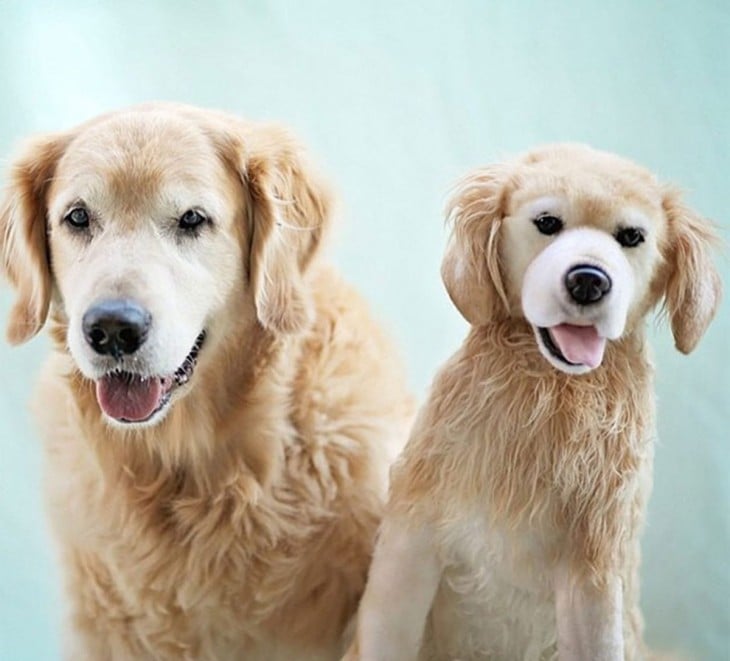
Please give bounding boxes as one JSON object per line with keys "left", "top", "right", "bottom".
{"left": 346, "top": 144, "right": 721, "bottom": 661}
{"left": 0, "top": 104, "right": 413, "bottom": 660}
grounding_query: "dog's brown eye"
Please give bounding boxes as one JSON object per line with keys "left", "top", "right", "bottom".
{"left": 533, "top": 214, "right": 563, "bottom": 236}
{"left": 178, "top": 209, "right": 207, "bottom": 231}
{"left": 615, "top": 227, "right": 645, "bottom": 248}
{"left": 64, "top": 207, "right": 90, "bottom": 229}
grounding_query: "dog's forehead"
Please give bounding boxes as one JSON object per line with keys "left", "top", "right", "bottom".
{"left": 50, "top": 112, "right": 232, "bottom": 214}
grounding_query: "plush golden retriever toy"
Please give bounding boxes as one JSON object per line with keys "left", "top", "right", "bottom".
{"left": 346, "top": 144, "right": 721, "bottom": 661}
{"left": 0, "top": 104, "right": 413, "bottom": 660}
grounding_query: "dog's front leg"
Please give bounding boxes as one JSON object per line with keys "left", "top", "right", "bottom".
{"left": 344, "top": 516, "right": 441, "bottom": 661}
{"left": 555, "top": 563, "right": 624, "bottom": 661}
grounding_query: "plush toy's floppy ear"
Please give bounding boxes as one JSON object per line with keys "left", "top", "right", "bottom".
{"left": 662, "top": 188, "right": 722, "bottom": 354}
{"left": 441, "top": 165, "right": 511, "bottom": 325}
{"left": 1, "top": 133, "right": 68, "bottom": 344}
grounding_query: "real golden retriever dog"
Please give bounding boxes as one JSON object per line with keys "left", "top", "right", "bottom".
{"left": 345, "top": 144, "right": 721, "bottom": 661}
{"left": 0, "top": 103, "right": 413, "bottom": 660}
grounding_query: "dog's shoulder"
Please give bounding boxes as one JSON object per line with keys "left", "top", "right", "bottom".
{"left": 293, "top": 263, "right": 415, "bottom": 449}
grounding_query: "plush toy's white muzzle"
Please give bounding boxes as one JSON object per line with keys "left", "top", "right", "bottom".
{"left": 521, "top": 227, "right": 635, "bottom": 374}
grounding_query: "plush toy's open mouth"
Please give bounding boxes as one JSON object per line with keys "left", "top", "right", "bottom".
{"left": 537, "top": 324, "right": 606, "bottom": 369}
{"left": 95, "top": 331, "right": 206, "bottom": 423}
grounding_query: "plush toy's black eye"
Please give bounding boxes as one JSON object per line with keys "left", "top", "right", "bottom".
{"left": 64, "top": 207, "right": 90, "bottom": 229}
{"left": 178, "top": 209, "right": 208, "bottom": 231}
{"left": 533, "top": 214, "right": 563, "bottom": 236}
{"left": 615, "top": 227, "right": 645, "bottom": 248}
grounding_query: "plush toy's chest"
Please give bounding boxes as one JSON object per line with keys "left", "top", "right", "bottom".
{"left": 420, "top": 510, "right": 559, "bottom": 661}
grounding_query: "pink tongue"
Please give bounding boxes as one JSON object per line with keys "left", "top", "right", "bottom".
{"left": 549, "top": 324, "right": 606, "bottom": 368}
{"left": 96, "top": 374, "right": 164, "bottom": 422}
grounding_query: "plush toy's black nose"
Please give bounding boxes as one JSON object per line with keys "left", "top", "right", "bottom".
{"left": 82, "top": 299, "right": 151, "bottom": 358}
{"left": 565, "top": 265, "right": 612, "bottom": 305}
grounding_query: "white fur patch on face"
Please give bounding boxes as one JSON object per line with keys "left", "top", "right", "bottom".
{"left": 522, "top": 228, "right": 635, "bottom": 374}
{"left": 59, "top": 231, "right": 222, "bottom": 428}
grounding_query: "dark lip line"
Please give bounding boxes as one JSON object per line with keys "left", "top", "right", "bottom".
{"left": 103, "top": 329, "right": 207, "bottom": 425}
{"left": 118, "top": 392, "right": 171, "bottom": 424}
{"left": 172, "top": 330, "right": 207, "bottom": 386}
{"left": 537, "top": 326, "right": 581, "bottom": 367}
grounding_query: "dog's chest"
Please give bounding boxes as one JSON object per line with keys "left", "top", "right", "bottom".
{"left": 48, "top": 450, "right": 352, "bottom": 659}
{"left": 423, "top": 512, "right": 558, "bottom": 661}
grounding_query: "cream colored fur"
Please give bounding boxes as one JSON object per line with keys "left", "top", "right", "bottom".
{"left": 0, "top": 104, "right": 413, "bottom": 660}
{"left": 346, "top": 144, "right": 721, "bottom": 661}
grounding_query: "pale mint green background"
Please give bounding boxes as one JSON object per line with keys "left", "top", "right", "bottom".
{"left": 0, "top": 1, "right": 728, "bottom": 659}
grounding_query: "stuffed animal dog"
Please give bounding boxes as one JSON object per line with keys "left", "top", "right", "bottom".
{"left": 345, "top": 144, "right": 721, "bottom": 660}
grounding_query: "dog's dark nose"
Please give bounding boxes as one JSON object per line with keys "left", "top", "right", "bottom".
{"left": 565, "top": 265, "right": 612, "bottom": 305}
{"left": 82, "top": 299, "right": 152, "bottom": 358}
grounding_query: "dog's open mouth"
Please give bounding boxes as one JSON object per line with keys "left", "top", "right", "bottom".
{"left": 95, "top": 331, "right": 206, "bottom": 423}
{"left": 537, "top": 324, "right": 606, "bottom": 369}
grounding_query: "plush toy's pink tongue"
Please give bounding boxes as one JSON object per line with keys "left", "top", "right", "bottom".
{"left": 96, "top": 374, "right": 169, "bottom": 422}
{"left": 549, "top": 324, "right": 606, "bottom": 368}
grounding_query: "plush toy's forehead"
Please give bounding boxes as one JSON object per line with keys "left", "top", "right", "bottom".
{"left": 509, "top": 183, "right": 663, "bottom": 224}
{"left": 506, "top": 148, "right": 666, "bottom": 231}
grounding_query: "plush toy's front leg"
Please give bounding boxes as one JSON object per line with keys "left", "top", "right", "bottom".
{"left": 555, "top": 564, "right": 624, "bottom": 661}
{"left": 344, "top": 516, "right": 441, "bottom": 661}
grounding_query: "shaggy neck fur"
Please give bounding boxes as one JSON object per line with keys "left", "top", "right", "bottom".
{"left": 394, "top": 318, "right": 656, "bottom": 586}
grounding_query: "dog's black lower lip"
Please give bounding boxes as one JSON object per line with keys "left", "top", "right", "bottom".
{"left": 173, "top": 330, "right": 207, "bottom": 386}
{"left": 118, "top": 392, "right": 171, "bottom": 424}
{"left": 538, "top": 327, "right": 580, "bottom": 366}
{"left": 105, "top": 329, "right": 207, "bottom": 424}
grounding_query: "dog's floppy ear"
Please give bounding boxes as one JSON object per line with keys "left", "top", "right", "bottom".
{"left": 218, "top": 123, "right": 332, "bottom": 335}
{"left": 441, "top": 165, "right": 511, "bottom": 325}
{"left": 662, "top": 188, "right": 722, "bottom": 354}
{"left": 244, "top": 126, "right": 332, "bottom": 334}
{"left": 1, "top": 133, "right": 68, "bottom": 344}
